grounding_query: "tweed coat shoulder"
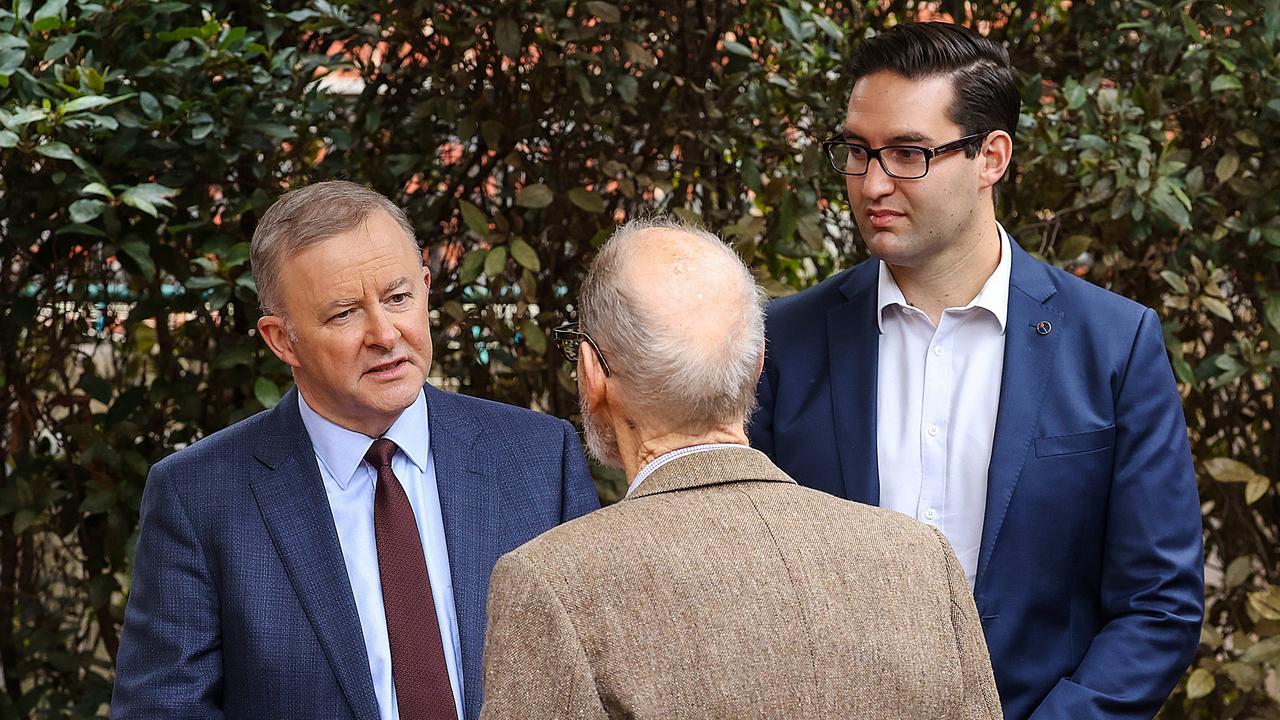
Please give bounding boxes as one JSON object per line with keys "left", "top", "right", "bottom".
{"left": 479, "top": 446, "right": 1000, "bottom": 720}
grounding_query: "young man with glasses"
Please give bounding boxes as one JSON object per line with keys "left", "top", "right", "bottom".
{"left": 749, "top": 22, "right": 1203, "bottom": 720}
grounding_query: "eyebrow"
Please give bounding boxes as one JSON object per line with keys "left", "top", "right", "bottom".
{"left": 840, "top": 128, "right": 934, "bottom": 145}
{"left": 321, "top": 277, "right": 413, "bottom": 312}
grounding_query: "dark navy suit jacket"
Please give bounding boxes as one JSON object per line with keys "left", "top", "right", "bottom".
{"left": 750, "top": 241, "right": 1203, "bottom": 720}
{"left": 112, "top": 384, "right": 599, "bottom": 720}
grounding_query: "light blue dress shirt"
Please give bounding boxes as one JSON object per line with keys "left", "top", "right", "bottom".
{"left": 298, "top": 389, "right": 464, "bottom": 720}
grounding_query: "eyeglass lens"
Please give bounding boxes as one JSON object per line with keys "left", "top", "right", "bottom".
{"left": 829, "top": 144, "right": 929, "bottom": 179}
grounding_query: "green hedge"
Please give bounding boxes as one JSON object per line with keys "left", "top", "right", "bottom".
{"left": 0, "top": 1, "right": 1276, "bottom": 716}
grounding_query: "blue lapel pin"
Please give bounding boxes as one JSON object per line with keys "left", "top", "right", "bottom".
{"left": 1036, "top": 320, "right": 1053, "bottom": 336}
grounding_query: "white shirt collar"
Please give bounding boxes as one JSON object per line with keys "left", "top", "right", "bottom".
{"left": 625, "top": 442, "right": 747, "bottom": 498}
{"left": 875, "top": 224, "right": 1013, "bottom": 335}
{"left": 297, "top": 388, "right": 430, "bottom": 490}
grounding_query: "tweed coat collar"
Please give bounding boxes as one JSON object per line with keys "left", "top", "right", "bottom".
{"left": 626, "top": 445, "right": 796, "bottom": 501}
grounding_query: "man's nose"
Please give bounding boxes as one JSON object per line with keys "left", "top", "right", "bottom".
{"left": 857, "top": 156, "right": 896, "bottom": 199}
{"left": 364, "top": 306, "right": 401, "bottom": 349}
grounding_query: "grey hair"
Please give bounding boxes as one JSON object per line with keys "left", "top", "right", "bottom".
{"left": 250, "top": 180, "right": 418, "bottom": 316}
{"left": 579, "top": 216, "right": 768, "bottom": 430}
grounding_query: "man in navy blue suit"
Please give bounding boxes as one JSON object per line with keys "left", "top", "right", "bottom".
{"left": 749, "top": 23, "right": 1203, "bottom": 720}
{"left": 112, "top": 180, "right": 599, "bottom": 720}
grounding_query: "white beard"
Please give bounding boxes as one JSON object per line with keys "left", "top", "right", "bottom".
{"left": 581, "top": 398, "right": 624, "bottom": 470}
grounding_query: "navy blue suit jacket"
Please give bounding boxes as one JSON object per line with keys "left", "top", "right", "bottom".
{"left": 750, "top": 241, "right": 1203, "bottom": 720}
{"left": 112, "top": 384, "right": 599, "bottom": 720}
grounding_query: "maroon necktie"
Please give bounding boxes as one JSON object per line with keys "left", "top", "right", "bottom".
{"left": 364, "top": 438, "right": 457, "bottom": 720}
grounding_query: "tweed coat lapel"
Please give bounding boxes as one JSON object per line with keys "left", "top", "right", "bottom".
{"left": 974, "top": 242, "right": 1062, "bottom": 596}
{"left": 423, "top": 384, "right": 491, "bottom": 720}
{"left": 826, "top": 260, "right": 882, "bottom": 505}
{"left": 249, "top": 386, "right": 380, "bottom": 720}
{"left": 627, "top": 446, "right": 797, "bottom": 500}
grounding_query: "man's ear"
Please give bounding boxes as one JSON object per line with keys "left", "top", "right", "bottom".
{"left": 754, "top": 340, "right": 766, "bottom": 381}
{"left": 421, "top": 251, "right": 432, "bottom": 293}
{"left": 978, "top": 130, "right": 1014, "bottom": 190}
{"left": 258, "top": 315, "right": 301, "bottom": 368}
{"left": 579, "top": 340, "right": 609, "bottom": 413}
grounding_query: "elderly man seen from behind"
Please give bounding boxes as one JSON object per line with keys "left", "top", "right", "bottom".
{"left": 478, "top": 218, "right": 1002, "bottom": 720}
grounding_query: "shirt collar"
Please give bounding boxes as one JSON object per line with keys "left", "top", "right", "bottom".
{"left": 625, "top": 442, "right": 747, "bottom": 498}
{"left": 297, "top": 388, "right": 430, "bottom": 490}
{"left": 875, "top": 224, "right": 1013, "bottom": 335}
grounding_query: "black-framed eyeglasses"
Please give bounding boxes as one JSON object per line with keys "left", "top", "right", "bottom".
{"left": 552, "top": 322, "right": 612, "bottom": 377}
{"left": 820, "top": 131, "right": 992, "bottom": 179}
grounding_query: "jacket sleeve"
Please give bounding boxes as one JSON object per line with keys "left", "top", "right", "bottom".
{"left": 111, "top": 463, "right": 224, "bottom": 719}
{"left": 479, "top": 552, "right": 607, "bottom": 720}
{"left": 933, "top": 528, "right": 1002, "bottom": 720}
{"left": 560, "top": 419, "right": 601, "bottom": 521}
{"left": 1029, "top": 308, "right": 1204, "bottom": 719}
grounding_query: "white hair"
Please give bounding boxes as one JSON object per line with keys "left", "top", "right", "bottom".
{"left": 578, "top": 217, "right": 767, "bottom": 431}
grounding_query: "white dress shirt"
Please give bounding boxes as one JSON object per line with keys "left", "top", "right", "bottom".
{"left": 625, "top": 443, "right": 747, "bottom": 497}
{"left": 298, "top": 390, "right": 465, "bottom": 720}
{"left": 875, "top": 227, "right": 1012, "bottom": 588}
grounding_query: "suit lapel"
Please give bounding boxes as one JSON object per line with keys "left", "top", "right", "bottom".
{"left": 424, "top": 385, "right": 492, "bottom": 720}
{"left": 249, "top": 387, "right": 380, "bottom": 720}
{"left": 826, "top": 260, "right": 881, "bottom": 505}
{"left": 975, "top": 244, "right": 1062, "bottom": 594}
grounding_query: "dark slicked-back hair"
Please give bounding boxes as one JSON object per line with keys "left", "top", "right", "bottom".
{"left": 848, "top": 22, "right": 1019, "bottom": 156}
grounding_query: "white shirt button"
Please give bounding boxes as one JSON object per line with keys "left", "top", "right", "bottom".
{"left": 924, "top": 508, "right": 938, "bottom": 520}
{"left": 927, "top": 424, "right": 939, "bottom": 437}
{"left": 933, "top": 346, "right": 944, "bottom": 357}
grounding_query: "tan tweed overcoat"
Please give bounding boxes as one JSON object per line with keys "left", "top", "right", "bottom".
{"left": 479, "top": 446, "right": 1001, "bottom": 719}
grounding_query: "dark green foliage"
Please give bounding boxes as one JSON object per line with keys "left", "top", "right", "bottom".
{"left": 0, "top": 0, "right": 1276, "bottom": 716}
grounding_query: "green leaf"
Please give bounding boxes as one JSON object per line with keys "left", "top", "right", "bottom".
{"left": 1160, "top": 270, "right": 1188, "bottom": 295}
{"left": 1185, "top": 668, "right": 1214, "bottom": 700}
{"left": 0, "top": 129, "right": 17, "bottom": 148}
{"left": 0, "top": 47, "right": 25, "bottom": 76}
{"left": 1210, "top": 74, "right": 1242, "bottom": 93}
{"left": 496, "top": 16, "right": 521, "bottom": 58}
{"left": 459, "top": 200, "right": 489, "bottom": 237}
{"left": 1224, "top": 555, "right": 1253, "bottom": 590}
{"left": 1236, "top": 129, "right": 1261, "bottom": 147}
{"left": 121, "top": 183, "right": 176, "bottom": 217}
{"left": 623, "top": 40, "right": 655, "bottom": 67}
{"left": 36, "top": 141, "right": 75, "bottom": 160}
{"left": 1058, "top": 234, "right": 1091, "bottom": 260}
{"left": 68, "top": 198, "right": 104, "bottom": 223}
{"left": 1221, "top": 662, "right": 1261, "bottom": 691}
{"left": 1248, "top": 585, "right": 1280, "bottom": 621}
{"left": 1215, "top": 152, "right": 1240, "bottom": 183}
{"left": 510, "top": 238, "right": 541, "bottom": 272}
{"left": 459, "top": 248, "right": 486, "bottom": 285}
{"left": 82, "top": 182, "right": 112, "bottom": 198}
{"left": 1245, "top": 476, "right": 1269, "bottom": 504}
{"left": 1201, "top": 296, "right": 1233, "bottom": 322}
{"left": 1240, "top": 636, "right": 1280, "bottom": 664}
{"left": 254, "top": 377, "right": 282, "bottom": 408}
{"left": 585, "top": 1, "right": 620, "bottom": 23}
{"left": 1264, "top": 295, "right": 1280, "bottom": 334}
{"left": 1, "top": 107, "right": 47, "bottom": 130}
{"left": 516, "top": 183, "right": 553, "bottom": 208}
{"left": 139, "top": 91, "right": 162, "bottom": 120}
{"left": 12, "top": 510, "right": 36, "bottom": 536}
{"left": 33, "top": 0, "right": 67, "bottom": 24}
{"left": 121, "top": 240, "right": 156, "bottom": 281}
{"left": 62, "top": 94, "right": 125, "bottom": 114}
{"left": 724, "top": 40, "right": 753, "bottom": 58}
{"left": 568, "top": 188, "right": 605, "bottom": 213}
{"left": 1204, "top": 457, "right": 1264, "bottom": 483}
{"left": 484, "top": 246, "right": 508, "bottom": 278}
{"left": 42, "top": 32, "right": 76, "bottom": 61}
{"left": 522, "top": 318, "right": 547, "bottom": 355}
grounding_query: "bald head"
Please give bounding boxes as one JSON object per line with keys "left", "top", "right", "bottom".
{"left": 579, "top": 218, "right": 766, "bottom": 432}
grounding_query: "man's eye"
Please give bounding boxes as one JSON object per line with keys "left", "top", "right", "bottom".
{"left": 330, "top": 309, "right": 353, "bottom": 322}
{"left": 388, "top": 293, "right": 411, "bottom": 305}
